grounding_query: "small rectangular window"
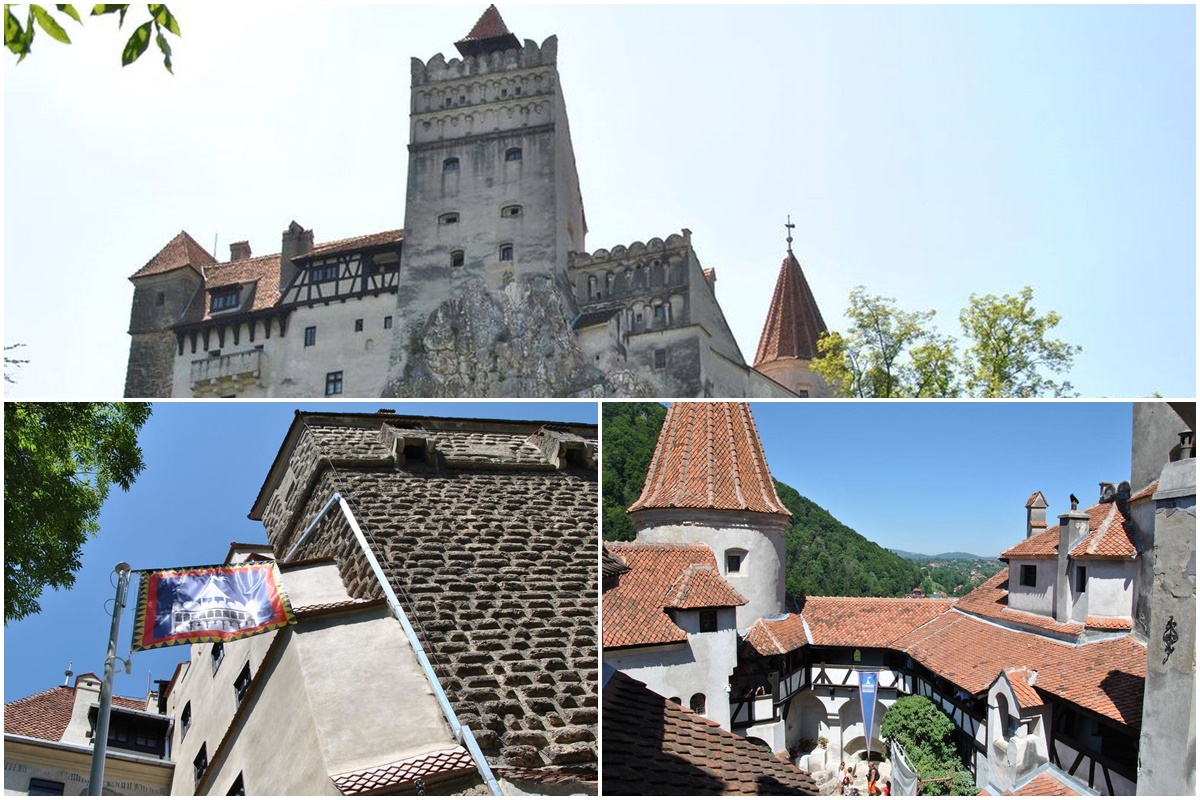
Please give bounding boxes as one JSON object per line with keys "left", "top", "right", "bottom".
{"left": 699, "top": 609, "right": 718, "bottom": 633}
{"left": 1076, "top": 566, "right": 1087, "bottom": 592}
{"left": 383, "top": 316, "right": 393, "bottom": 329}
{"left": 304, "top": 326, "right": 317, "bottom": 347}
{"left": 325, "top": 371, "right": 344, "bottom": 396}
{"left": 443, "top": 157, "right": 459, "bottom": 172}
{"left": 234, "top": 663, "right": 252, "bottom": 707}
{"left": 28, "top": 779, "right": 65, "bottom": 796}
{"left": 439, "top": 212, "right": 460, "bottom": 225}
{"left": 181, "top": 702, "right": 192, "bottom": 740}
{"left": 499, "top": 244, "right": 514, "bottom": 262}
{"left": 211, "top": 641, "right": 225, "bottom": 673}
{"left": 194, "top": 744, "right": 208, "bottom": 787}
{"left": 211, "top": 288, "right": 240, "bottom": 312}
{"left": 726, "top": 553, "right": 742, "bottom": 574}
{"left": 505, "top": 147, "right": 522, "bottom": 162}
{"left": 311, "top": 264, "right": 339, "bottom": 283}
{"left": 653, "top": 349, "right": 667, "bottom": 370}
{"left": 354, "top": 319, "right": 364, "bottom": 332}
{"left": 451, "top": 250, "right": 465, "bottom": 268}
{"left": 501, "top": 205, "right": 522, "bottom": 218}
{"left": 1020, "top": 564, "right": 1037, "bottom": 587}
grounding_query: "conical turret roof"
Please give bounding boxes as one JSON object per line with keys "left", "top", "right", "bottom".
{"left": 455, "top": 5, "right": 521, "bottom": 57}
{"left": 753, "top": 248, "right": 827, "bottom": 365}
{"left": 629, "top": 403, "right": 790, "bottom": 517}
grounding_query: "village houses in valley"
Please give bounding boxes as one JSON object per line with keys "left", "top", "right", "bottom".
{"left": 123, "top": 6, "right": 827, "bottom": 401}
{"left": 602, "top": 402, "right": 1195, "bottom": 796}
{"left": 5, "top": 410, "right": 598, "bottom": 795}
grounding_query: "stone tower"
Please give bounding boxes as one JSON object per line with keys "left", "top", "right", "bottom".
{"left": 385, "top": 6, "right": 595, "bottom": 397}
{"left": 124, "top": 231, "right": 214, "bottom": 397}
{"left": 628, "top": 402, "right": 792, "bottom": 629}
{"left": 752, "top": 230, "right": 829, "bottom": 398}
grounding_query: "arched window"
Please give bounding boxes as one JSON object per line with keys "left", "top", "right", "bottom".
{"left": 500, "top": 204, "right": 523, "bottom": 218}
{"left": 450, "top": 250, "right": 465, "bottom": 268}
{"left": 443, "top": 157, "right": 460, "bottom": 172}
{"left": 499, "top": 244, "right": 514, "bottom": 262}
{"left": 438, "top": 212, "right": 460, "bottom": 225}
{"left": 690, "top": 693, "right": 706, "bottom": 715}
{"left": 505, "top": 147, "right": 522, "bottom": 162}
{"left": 587, "top": 275, "right": 597, "bottom": 299}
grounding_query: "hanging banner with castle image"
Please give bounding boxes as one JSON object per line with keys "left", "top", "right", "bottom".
{"left": 130, "top": 562, "right": 296, "bottom": 652}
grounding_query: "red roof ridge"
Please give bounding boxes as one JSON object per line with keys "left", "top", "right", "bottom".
{"left": 131, "top": 230, "right": 217, "bottom": 279}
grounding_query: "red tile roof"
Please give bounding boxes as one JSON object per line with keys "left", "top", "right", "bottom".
{"left": 130, "top": 230, "right": 216, "bottom": 279}
{"left": 603, "top": 544, "right": 743, "bottom": 649}
{"left": 4, "top": 684, "right": 146, "bottom": 742}
{"left": 603, "top": 670, "right": 819, "bottom": 795}
{"left": 955, "top": 570, "right": 1084, "bottom": 636}
{"left": 303, "top": 229, "right": 403, "bottom": 259}
{"left": 1000, "top": 501, "right": 1135, "bottom": 561}
{"left": 894, "top": 611, "right": 1145, "bottom": 727}
{"left": 1129, "top": 481, "right": 1158, "bottom": 502}
{"left": 331, "top": 747, "right": 476, "bottom": 795}
{"left": 664, "top": 564, "right": 748, "bottom": 610}
{"left": 629, "top": 403, "right": 790, "bottom": 517}
{"left": 745, "top": 596, "right": 953, "bottom": 656}
{"left": 753, "top": 249, "right": 827, "bottom": 366}
{"left": 455, "top": 5, "right": 521, "bottom": 57}
{"left": 1004, "top": 668, "right": 1044, "bottom": 710}
{"left": 1085, "top": 616, "right": 1132, "bottom": 631}
{"left": 1001, "top": 771, "right": 1080, "bottom": 796}
{"left": 1025, "top": 491, "right": 1047, "bottom": 509}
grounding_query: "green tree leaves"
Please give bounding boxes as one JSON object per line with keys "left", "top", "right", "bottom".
{"left": 813, "top": 285, "right": 1079, "bottom": 398}
{"left": 600, "top": 402, "right": 668, "bottom": 542}
{"left": 881, "top": 695, "right": 974, "bottom": 796}
{"left": 4, "top": 402, "right": 152, "bottom": 624}
{"left": 5, "top": 3, "right": 179, "bottom": 70}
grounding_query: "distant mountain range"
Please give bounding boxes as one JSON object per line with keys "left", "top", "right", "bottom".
{"left": 889, "top": 549, "right": 999, "bottom": 562}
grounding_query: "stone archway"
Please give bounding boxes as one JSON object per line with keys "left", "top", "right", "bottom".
{"left": 785, "top": 690, "right": 828, "bottom": 750}
{"left": 837, "top": 696, "right": 888, "bottom": 760}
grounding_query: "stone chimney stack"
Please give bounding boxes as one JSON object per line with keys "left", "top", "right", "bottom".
{"left": 280, "top": 221, "right": 313, "bottom": 291}
{"left": 1025, "top": 491, "right": 1048, "bottom": 539}
{"left": 229, "top": 241, "right": 252, "bottom": 262}
{"left": 1055, "top": 502, "right": 1090, "bottom": 622}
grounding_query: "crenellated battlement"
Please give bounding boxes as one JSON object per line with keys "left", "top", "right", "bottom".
{"left": 412, "top": 35, "right": 558, "bottom": 86}
{"left": 567, "top": 231, "right": 691, "bottom": 269}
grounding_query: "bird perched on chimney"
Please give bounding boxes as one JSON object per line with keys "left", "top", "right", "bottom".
{"left": 1070, "top": 493, "right": 1079, "bottom": 510}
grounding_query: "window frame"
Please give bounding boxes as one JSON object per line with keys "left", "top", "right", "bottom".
{"left": 442, "top": 157, "right": 460, "bottom": 172}
{"left": 499, "top": 244, "right": 514, "bottom": 262}
{"left": 194, "top": 744, "right": 209, "bottom": 788}
{"left": 504, "top": 147, "right": 523, "bottom": 162}
{"left": 180, "top": 701, "right": 192, "bottom": 740}
{"left": 210, "top": 287, "right": 240, "bottom": 313}
{"left": 501, "top": 204, "right": 523, "bottom": 218}
{"left": 698, "top": 608, "right": 718, "bottom": 633}
{"left": 354, "top": 318, "right": 364, "bottom": 333}
{"left": 450, "top": 250, "right": 465, "bottom": 268}
{"left": 233, "top": 662, "right": 253, "bottom": 707}
{"left": 438, "top": 212, "right": 460, "bottom": 225}
{"left": 325, "top": 371, "right": 344, "bottom": 396}
{"left": 383, "top": 316, "right": 393, "bottom": 330}
{"left": 1076, "top": 565, "right": 1088, "bottom": 592}
{"left": 304, "top": 326, "right": 317, "bottom": 347}
{"left": 689, "top": 693, "right": 706, "bottom": 715}
{"left": 1019, "top": 564, "right": 1038, "bottom": 588}
{"left": 211, "top": 641, "right": 225, "bottom": 674}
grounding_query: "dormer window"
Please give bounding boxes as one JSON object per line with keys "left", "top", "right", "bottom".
{"left": 501, "top": 205, "right": 523, "bottom": 218}
{"left": 505, "top": 147, "right": 522, "bottom": 162}
{"left": 443, "top": 157, "right": 460, "bottom": 172}
{"left": 1076, "top": 566, "right": 1088, "bottom": 591}
{"left": 1019, "top": 564, "right": 1037, "bottom": 587}
{"left": 210, "top": 288, "right": 240, "bottom": 313}
{"left": 439, "top": 212, "right": 460, "bottom": 225}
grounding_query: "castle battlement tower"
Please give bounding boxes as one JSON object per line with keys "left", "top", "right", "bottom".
{"left": 629, "top": 402, "right": 792, "bottom": 629}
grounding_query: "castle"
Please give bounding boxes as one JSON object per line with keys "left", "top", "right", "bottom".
{"left": 602, "top": 402, "right": 1196, "bottom": 796}
{"left": 122, "top": 7, "right": 828, "bottom": 400}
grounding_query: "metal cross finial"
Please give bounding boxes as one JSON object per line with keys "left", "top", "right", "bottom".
{"left": 785, "top": 216, "right": 795, "bottom": 252}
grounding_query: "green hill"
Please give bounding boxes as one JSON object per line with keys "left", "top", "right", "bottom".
{"left": 602, "top": 402, "right": 922, "bottom": 598}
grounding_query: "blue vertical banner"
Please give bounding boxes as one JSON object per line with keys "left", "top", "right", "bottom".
{"left": 859, "top": 670, "right": 878, "bottom": 754}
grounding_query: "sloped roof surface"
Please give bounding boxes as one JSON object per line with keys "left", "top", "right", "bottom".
{"left": 603, "top": 544, "right": 743, "bottom": 649}
{"left": 5, "top": 685, "right": 145, "bottom": 742}
{"left": 131, "top": 230, "right": 216, "bottom": 279}
{"left": 753, "top": 250, "right": 827, "bottom": 365}
{"left": 1001, "top": 501, "right": 1135, "bottom": 561}
{"left": 1004, "top": 668, "right": 1044, "bottom": 710}
{"left": 745, "top": 597, "right": 953, "bottom": 656}
{"left": 455, "top": 5, "right": 521, "bottom": 56}
{"left": 1002, "top": 772, "right": 1080, "bottom": 796}
{"left": 629, "top": 402, "right": 790, "bottom": 516}
{"left": 603, "top": 670, "right": 819, "bottom": 795}
{"left": 955, "top": 570, "right": 1085, "bottom": 636}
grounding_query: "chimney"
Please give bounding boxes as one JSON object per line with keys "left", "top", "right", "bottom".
{"left": 280, "top": 221, "right": 314, "bottom": 291}
{"left": 1055, "top": 502, "right": 1090, "bottom": 622}
{"left": 1025, "top": 491, "right": 1048, "bottom": 539}
{"left": 229, "top": 241, "right": 252, "bottom": 261}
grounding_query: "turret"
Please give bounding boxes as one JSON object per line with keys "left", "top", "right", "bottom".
{"left": 752, "top": 219, "right": 829, "bottom": 397}
{"left": 628, "top": 402, "right": 791, "bottom": 629}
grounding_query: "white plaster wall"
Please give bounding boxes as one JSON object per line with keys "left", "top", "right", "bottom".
{"left": 173, "top": 293, "right": 397, "bottom": 398}
{"left": 635, "top": 518, "right": 786, "bottom": 630}
{"left": 1083, "top": 561, "right": 1134, "bottom": 619}
{"left": 603, "top": 608, "right": 738, "bottom": 730}
{"left": 1006, "top": 558, "right": 1056, "bottom": 616}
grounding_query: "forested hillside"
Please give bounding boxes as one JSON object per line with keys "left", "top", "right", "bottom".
{"left": 601, "top": 402, "right": 922, "bottom": 597}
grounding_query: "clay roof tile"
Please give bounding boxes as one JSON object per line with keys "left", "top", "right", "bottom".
{"left": 753, "top": 249, "right": 827, "bottom": 366}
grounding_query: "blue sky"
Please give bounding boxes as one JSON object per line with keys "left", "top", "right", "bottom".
{"left": 3, "top": 400, "right": 597, "bottom": 704}
{"left": 4, "top": 4, "right": 1195, "bottom": 398}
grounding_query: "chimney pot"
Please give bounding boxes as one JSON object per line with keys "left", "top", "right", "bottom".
{"left": 230, "top": 241, "right": 251, "bottom": 261}
{"left": 1179, "top": 430, "right": 1195, "bottom": 460}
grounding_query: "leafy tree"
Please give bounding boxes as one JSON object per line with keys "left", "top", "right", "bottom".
{"left": 959, "top": 287, "right": 1080, "bottom": 398}
{"left": 814, "top": 285, "right": 1079, "bottom": 398}
{"left": 4, "top": 402, "right": 152, "bottom": 623}
{"left": 5, "top": 4, "right": 180, "bottom": 70}
{"left": 881, "top": 695, "right": 974, "bottom": 796}
{"left": 813, "top": 288, "right": 960, "bottom": 398}
{"left": 600, "top": 402, "right": 668, "bottom": 542}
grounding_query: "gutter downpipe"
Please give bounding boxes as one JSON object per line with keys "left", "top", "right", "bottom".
{"left": 285, "top": 492, "right": 504, "bottom": 796}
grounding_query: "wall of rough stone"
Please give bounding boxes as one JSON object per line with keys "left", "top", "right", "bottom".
{"left": 124, "top": 268, "right": 203, "bottom": 397}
